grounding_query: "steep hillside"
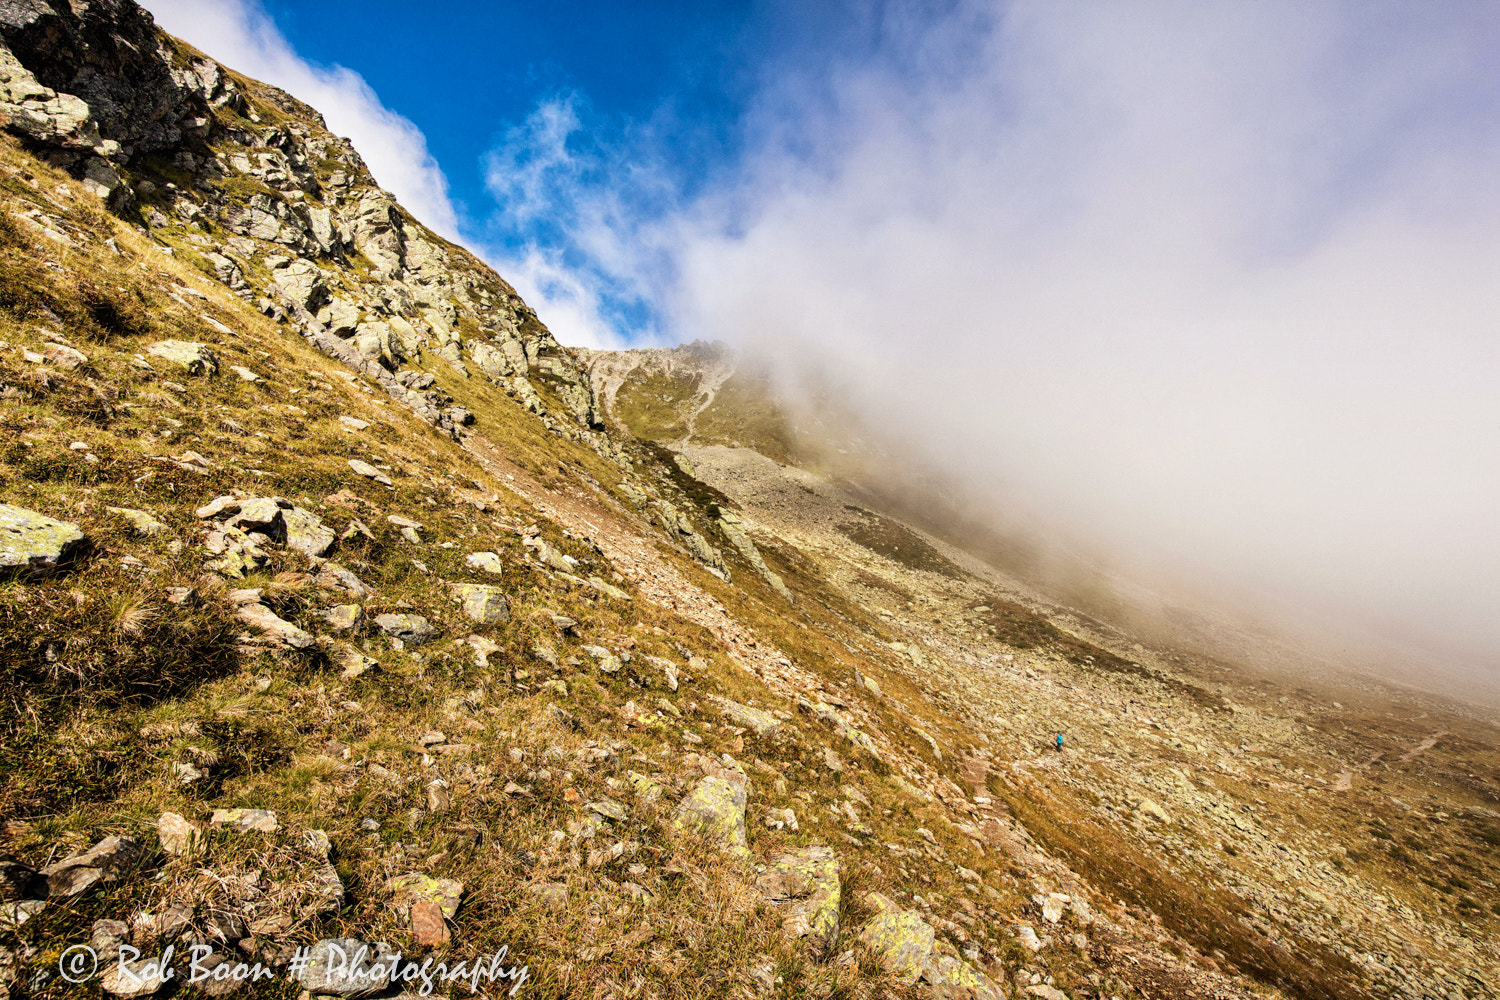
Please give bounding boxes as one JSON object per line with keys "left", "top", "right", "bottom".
{"left": 0, "top": 4, "right": 1495, "bottom": 1000}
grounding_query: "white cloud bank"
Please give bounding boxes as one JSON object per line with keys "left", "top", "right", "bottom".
{"left": 651, "top": 0, "right": 1500, "bottom": 671}
{"left": 140, "top": 0, "right": 459, "bottom": 241}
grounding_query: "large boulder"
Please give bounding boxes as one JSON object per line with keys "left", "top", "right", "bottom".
{"left": 375, "top": 613, "right": 436, "bottom": 647}
{"left": 147, "top": 340, "right": 219, "bottom": 376}
{"left": 451, "top": 583, "right": 509, "bottom": 624}
{"left": 856, "top": 892, "right": 935, "bottom": 985}
{"left": 756, "top": 845, "right": 841, "bottom": 957}
{"left": 671, "top": 775, "right": 750, "bottom": 858}
{"left": 0, "top": 503, "right": 85, "bottom": 571}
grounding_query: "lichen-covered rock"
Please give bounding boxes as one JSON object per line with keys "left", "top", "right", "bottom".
{"left": 671, "top": 775, "right": 750, "bottom": 857}
{"left": 282, "top": 505, "right": 335, "bottom": 557}
{"left": 464, "top": 551, "right": 504, "bottom": 575}
{"left": 707, "top": 695, "right": 780, "bottom": 736}
{"left": 375, "top": 613, "right": 436, "bottom": 646}
{"left": 626, "top": 770, "right": 663, "bottom": 802}
{"left": 386, "top": 873, "right": 463, "bottom": 918}
{"left": 856, "top": 892, "right": 935, "bottom": 984}
{"left": 451, "top": 582, "right": 509, "bottom": 624}
{"left": 146, "top": 340, "right": 218, "bottom": 375}
{"left": 756, "top": 845, "right": 841, "bottom": 957}
{"left": 923, "top": 955, "right": 1006, "bottom": 999}
{"left": 209, "top": 808, "right": 278, "bottom": 833}
{"left": 0, "top": 503, "right": 85, "bottom": 571}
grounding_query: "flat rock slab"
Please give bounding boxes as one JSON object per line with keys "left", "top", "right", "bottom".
{"left": 35, "top": 836, "right": 142, "bottom": 900}
{"left": 236, "top": 604, "right": 314, "bottom": 649}
{"left": 0, "top": 503, "right": 85, "bottom": 572}
{"left": 347, "top": 459, "right": 392, "bottom": 486}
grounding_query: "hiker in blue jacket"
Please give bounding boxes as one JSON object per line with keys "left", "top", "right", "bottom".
{"left": 1055, "top": 732, "right": 1064, "bottom": 753}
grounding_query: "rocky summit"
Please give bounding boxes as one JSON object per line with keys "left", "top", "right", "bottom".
{"left": 0, "top": 3, "right": 1494, "bottom": 1000}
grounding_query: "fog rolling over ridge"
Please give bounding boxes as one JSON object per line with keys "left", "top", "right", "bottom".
{"left": 643, "top": 1, "right": 1500, "bottom": 687}
{"left": 148, "top": 0, "right": 1500, "bottom": 684}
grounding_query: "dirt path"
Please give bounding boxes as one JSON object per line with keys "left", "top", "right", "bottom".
{"left": 458, "top": 431, "right": 856, "bottom": 711}
{"left": 1400, "top": 733, "right": 1445, "bottom": 762}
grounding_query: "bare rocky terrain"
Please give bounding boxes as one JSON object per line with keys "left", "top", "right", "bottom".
{"left": 0, "top": 3, "right": 1494, "bottom": 999}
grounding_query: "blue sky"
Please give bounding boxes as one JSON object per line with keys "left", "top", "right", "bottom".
{"left": 145, "top": 0, "right": 1500, "bottom": 674}
{"left": 251, "top": 0, "right": 759, "bottom": 223}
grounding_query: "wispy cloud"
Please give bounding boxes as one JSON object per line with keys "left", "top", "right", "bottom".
{"left": 479, "top": 96, "right": 674, "bottom": 348}
{"left": 141, "top": 0, "right": 459, "bottom": 241}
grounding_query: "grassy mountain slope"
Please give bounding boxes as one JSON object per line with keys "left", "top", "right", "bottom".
{"left": 0, "top": 4, "right": 1493, "bottom": 1000}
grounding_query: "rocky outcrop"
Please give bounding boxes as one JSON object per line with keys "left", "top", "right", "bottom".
{"left": 0, "top": 0, "right": 610, "bottom": 449}
{"left": 717, "top": 509, "right": 792, "bottom": 601}
{"left": 0, "top": 0, "right": 202, "bottom": 170}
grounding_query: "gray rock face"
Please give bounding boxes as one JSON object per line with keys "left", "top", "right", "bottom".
{"left": 0, "top": 503, "right": 85, "bottom": 571}
{"left": 106, "top": 506, "right": 165, "bottom": 536}
{"left": 376, "top": 613, "right": 436, "bottom": 646}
